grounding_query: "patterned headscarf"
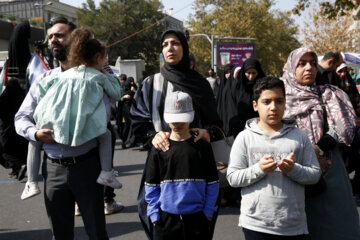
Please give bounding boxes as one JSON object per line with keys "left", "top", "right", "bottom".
{"left": 282, "top": 47, "right": 356, "bottom": 146}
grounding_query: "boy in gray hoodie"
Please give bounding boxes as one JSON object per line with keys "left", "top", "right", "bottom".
{"left": 226, "top": 77, "right": 321, "bottom": 240}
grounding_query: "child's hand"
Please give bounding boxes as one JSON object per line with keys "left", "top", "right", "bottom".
{"left": 278, "top": 152, "right": 295, "bottom": 173}
{"left": 259, "top": 155, "right": 277, "bottom": 174}
{"left": 153, "top": 221, "right": 158, "bottom": 227}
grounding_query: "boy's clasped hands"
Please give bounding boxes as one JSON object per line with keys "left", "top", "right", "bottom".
{"left": 259, "top": 152, "right": 295, "bottom": 174}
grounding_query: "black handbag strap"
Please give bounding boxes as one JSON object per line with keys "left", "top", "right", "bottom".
{"left": 317, "top": 88, "right": 329, "bottom": 132}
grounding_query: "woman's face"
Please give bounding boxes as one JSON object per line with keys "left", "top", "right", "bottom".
{"left": 162, "top": 33, "right": 183, "bottom": 65}
{"left": 225, "top": 70, "right": 231, "bottom": 79}
{"left": 336, "top": 67, "right": 347, "bottom": 81}
{"left": 245, "top": 68, "right": 258, "bottom": 81}
{"left": 295, "top": 52, "right": 317, "bottom": 86}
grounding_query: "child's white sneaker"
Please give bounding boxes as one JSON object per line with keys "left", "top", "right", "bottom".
{"left": 97, "top": 170, "right": 122, "bottom": 189}
{"left": 21, "top": 181, "right": 41, "bottom": 200}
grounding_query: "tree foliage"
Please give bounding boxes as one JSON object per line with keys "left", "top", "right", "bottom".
{"left": 76, "top": 0, "right": 164, "bottom": 75}
{"left": 292, "top": 0, "right": 359, "bottom": 19}
{"left": 302, "top": 2, "right": 359, "bottom": 55}
{"left": 187, "top": 0, "right": 300, "bottom": 76}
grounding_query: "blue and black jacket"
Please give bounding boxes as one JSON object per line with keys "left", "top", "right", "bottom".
{"left": 144, "top": 136, "right": 219, "bottom": 223}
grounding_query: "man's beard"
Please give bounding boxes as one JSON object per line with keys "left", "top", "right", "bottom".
{"left": 51, "top": 43, "right": 67, "bottom": 62}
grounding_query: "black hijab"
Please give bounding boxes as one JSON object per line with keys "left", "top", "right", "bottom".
{"left": 160, "top": 30, "right": 221, "bottom": 128}
{"left": 8, "top": 21, "right": 31, "bottom": 77}
{"left": 218, "top": 58, "right": 265, "bottom": 137}
{"left": 216, "top": 64, "right": 235, "bottom": 136}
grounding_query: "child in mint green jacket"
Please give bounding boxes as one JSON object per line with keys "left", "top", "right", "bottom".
{"left": 21, "top": 28, "right": 122, "bottom": 200}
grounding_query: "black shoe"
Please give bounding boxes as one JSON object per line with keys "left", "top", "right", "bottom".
{"left": 17, "top": 164, "right": 27, "bottom": 181}
{"left": 122, "top": 143, "right": 127, "bottom": 149}
{"left": 8, "top": 169, "right": 18, "bottom": 179}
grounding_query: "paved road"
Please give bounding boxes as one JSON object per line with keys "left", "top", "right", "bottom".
{"left": 1, "top": 136, "right": 359, "bottom": 239}
{"left": 0, "top": 138, "right": 243, "bottom": 240}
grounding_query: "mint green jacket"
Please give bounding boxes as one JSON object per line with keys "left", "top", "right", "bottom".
{"left": 34, "top": 65, "right": 121, "bottom": 146}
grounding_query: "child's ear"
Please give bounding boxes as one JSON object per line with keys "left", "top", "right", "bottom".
{"left": 252, "top": 100, "right": 258, "bottom": 112}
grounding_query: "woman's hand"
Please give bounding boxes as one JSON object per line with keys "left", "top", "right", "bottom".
{"left": 191, "top": 128, "right": 210, "bottom": 143}
{"left": 313, "top": 144, "right": 328, "bottom": 171}
{"left": 152, "top": 131, "right": 170, "bottom": 152}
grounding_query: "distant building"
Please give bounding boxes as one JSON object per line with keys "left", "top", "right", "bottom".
{"left": 163, "top": 14, "right": 183, "bottom": 31}
{"left": 0, "top": 0, "right": 77, "bottom": 52}
{"left": 0, "top": 0, "right": 77, "bottom": 25}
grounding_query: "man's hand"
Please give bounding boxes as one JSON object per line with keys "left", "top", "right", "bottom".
{"left": 152, "top": 131, "right": 170, "bottom": 152}
{"left": 122, "top": 94, "right": 132, "bottom": 99}
{"left": 100, "top": 69, "right": 108, "bottom": 74}
{"left": 191, "top": 128, "right": 210, "bottom": 143}
{"left": 35, "top": 129, "right": 56, "bottom": 144}
{"left": 259, "top": 155, "right": 277, "bottom": 174}
{"left": 278, "top": 152, "right": 295, "bottom": 173}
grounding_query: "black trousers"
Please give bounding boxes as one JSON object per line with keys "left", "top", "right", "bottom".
{"left": 117, "top": 100, "right": 132, "bottom": 143}
{"left": 42, "top": 149, "right": 108, "bottom": 240}
{"left": 243, "top": 228, "right": 307, "bottom": 240}
{"left": 154, "top": 211, "right": 211, "bottom": 240}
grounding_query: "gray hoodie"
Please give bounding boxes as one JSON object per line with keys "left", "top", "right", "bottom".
{"left": 227, "top": 118, "right": 321, "bottom": 236}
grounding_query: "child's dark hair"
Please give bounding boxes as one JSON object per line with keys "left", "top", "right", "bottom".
{"left": 68, "top": 28, "right": 105, "bottom": 67}
{"left": 253, "top": 76, "right": 285, "bottom": 102}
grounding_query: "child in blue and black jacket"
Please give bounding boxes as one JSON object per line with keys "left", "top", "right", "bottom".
{"left": 144, "top": 91, "right": 219, "bottom": 240}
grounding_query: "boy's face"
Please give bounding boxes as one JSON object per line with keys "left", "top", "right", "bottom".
{"left": 253, "top": 88, "right": 285, "bottom": 129}
{"left": 169, "top": 122, "right": 190, "bottom": 134}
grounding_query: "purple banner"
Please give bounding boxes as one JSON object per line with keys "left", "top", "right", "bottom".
{"left": 217, "top": 42, "right": 255, "bottom": 67}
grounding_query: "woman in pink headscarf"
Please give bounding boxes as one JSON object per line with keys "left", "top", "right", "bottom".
{"left": 282, "top": 47, "right": 360, "bottom": 240}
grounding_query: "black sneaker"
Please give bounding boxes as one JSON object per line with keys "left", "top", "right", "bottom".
{"left": 8, "top": 169, "right": 18, "bottom": 179}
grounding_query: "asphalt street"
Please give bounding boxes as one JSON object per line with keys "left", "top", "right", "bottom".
{"left": 0, "top": 137, "right": 243, "bottom": 240}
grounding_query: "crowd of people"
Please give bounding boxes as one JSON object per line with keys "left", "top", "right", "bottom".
{"left": 0, "top": 16, "right": 359, "bottom": 240}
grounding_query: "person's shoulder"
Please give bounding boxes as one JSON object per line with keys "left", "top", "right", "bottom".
{"left": 149, "top": 146, "right": 162, "bottom": 156}
{"left": 232, "top": 128, "right": 252, "bottom": 146}
{"left": 190, "top": 138, "right": 212, "bottom": 151}
{"left": 292, "top": 127, "right": 309, "bottom": 138}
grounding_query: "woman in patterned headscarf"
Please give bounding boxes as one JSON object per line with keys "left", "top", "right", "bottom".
{"left": 282, "top": 47, "right": 360, "bottom": 240}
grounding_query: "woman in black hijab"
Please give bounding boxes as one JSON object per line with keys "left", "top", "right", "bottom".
{"left": 131, "top": 29, "right": 222, "bottom": 239}
{"left": 8, "top": 21, "right": 31, "bottom": 79}
{"left": 118, "top": 77, "right": 137, "bottom": 148}
{"left": 0, "top": 79, "right": 27, "bottom": 179}
{"left": 216, "top": 63, "right": 234, "bottom": 136}
{"left": 217, "top": 58, "right": 265, "bottom": 137}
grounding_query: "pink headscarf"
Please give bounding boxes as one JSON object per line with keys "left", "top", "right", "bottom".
{"left": 282, "top": 47, "right": 356, "bottom": 146}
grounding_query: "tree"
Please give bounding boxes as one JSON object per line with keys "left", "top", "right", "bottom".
{"left": 187, "top": 0, "right": 300, "bottom": 76}
{"left": 76, "top": 0, "right": 164, "bottom": 76}
{"left": 302, "top": 2, "right": 359, "bottom": 55}
{"left": 292, "top": 0, "right": 359, "bottom": 19}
